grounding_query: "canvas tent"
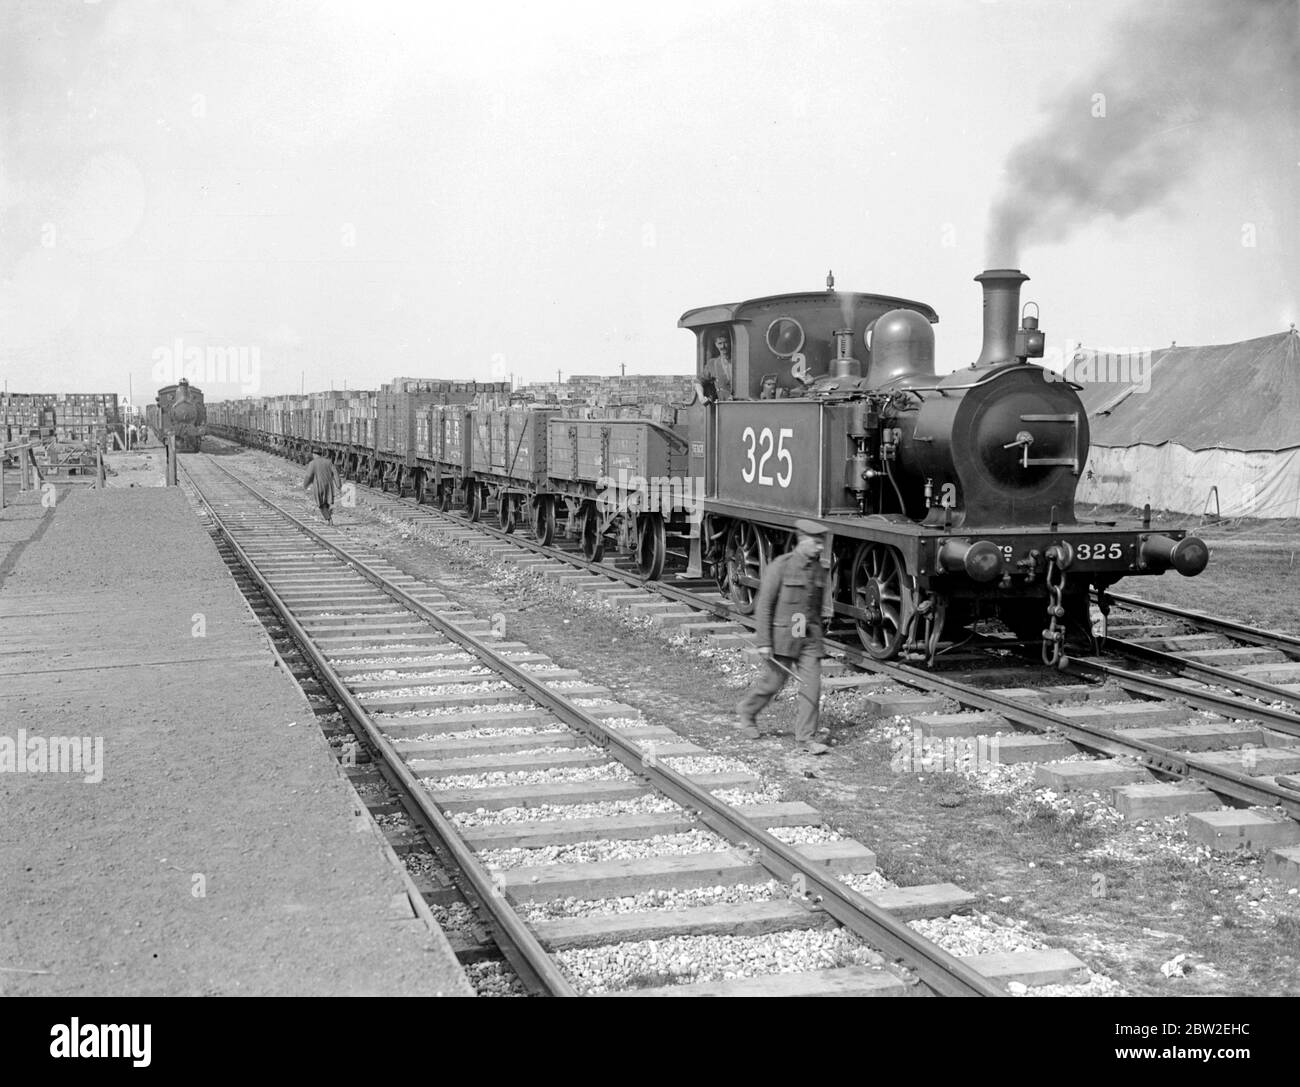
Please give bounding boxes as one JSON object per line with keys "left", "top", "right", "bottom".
{"left": 1072, "top": 329, "right": 1300, "bottom": 519}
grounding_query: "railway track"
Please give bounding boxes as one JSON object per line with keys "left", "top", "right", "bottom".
{"left": 178, "top": 451, "right": 1061, "bottom": 997}
{"left": 214, "top": 439, "right": 1300, "bottom": 857}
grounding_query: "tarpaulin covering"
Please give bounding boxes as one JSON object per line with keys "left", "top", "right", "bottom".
{"left": 1080, "top": 331, "right": 1300, "bottom": 452}
{"left": 1069, "top": 329, "right": 1300, "bottom": 518}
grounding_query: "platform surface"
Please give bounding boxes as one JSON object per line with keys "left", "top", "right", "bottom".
{"left": 0, "top": 479, "right": 472, "bottom": 995}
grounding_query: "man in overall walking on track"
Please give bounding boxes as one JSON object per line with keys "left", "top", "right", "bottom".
{"left": 737, "top": 519, "right": 831, "bottom": 755}
{"left": 303, "top": 453, "right": 341, "bottom": 525}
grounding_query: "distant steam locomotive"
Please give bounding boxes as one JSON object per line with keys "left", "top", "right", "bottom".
{"left": 208, "top": 268, "right": 1208, "bottom": 666}
{"left": 149, "top": 379, "right": 206, "bottom": 454}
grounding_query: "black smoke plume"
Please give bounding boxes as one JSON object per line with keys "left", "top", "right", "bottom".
{"left": 987, "top": 0, "right": 1299, "bottom": 265}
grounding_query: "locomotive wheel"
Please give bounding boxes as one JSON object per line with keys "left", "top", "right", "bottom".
{"left": 498, "top": 493, "right": 517, "bottom": 534}
{"left": 850, "top": 542, "right": 911, "bottom": 660}
{"left": 532, "top": 496, "right": 556, "bottom": 546}
{"left": 467, "top": 484, "right": 483, "bottom": 522}
{"left": 580, "top": 502, "right": 605, "bottom": 563}
{"left": 637, "top": 513, "right": 666, "bottom": 580}
{"left": 724, "top": 520, "right": 771, "bottom": 615}
{"left": 702, "top": 514, "right": 730, "bottom": 596}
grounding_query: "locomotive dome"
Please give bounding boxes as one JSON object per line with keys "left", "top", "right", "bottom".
{"left": 868, "top": 308, "right": 936, "bottom": 384}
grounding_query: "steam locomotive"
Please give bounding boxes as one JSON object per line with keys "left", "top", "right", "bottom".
{"left": 208, "top": 267, "right": 1208, "bottom": 665}
{"left": 684, "top": 268, "right": 1208, "bottom": 664}
{"left": 149, "top": 379, "right": 206, "bottom": 453}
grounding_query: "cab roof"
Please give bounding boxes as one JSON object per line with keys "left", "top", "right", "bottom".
{"left": 678, "top": 291, "right": 939, "bottom": 328}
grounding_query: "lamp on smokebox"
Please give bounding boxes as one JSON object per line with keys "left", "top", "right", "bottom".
{"left": 1015, "top": 301, "right": 1045, "bottom": 362}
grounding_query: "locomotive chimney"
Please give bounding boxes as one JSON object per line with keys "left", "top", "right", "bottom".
{"left": 974, "top": 268, "right": 1029, "bottom": 366}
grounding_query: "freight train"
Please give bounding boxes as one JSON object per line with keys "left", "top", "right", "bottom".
{"left": 148, "top": 380, "right": 206, "bottom": 453}
{"left": 208, "top": 268, "right": 1208, "bottom": 666}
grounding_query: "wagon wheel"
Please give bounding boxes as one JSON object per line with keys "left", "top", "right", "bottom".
{"left": 437, "top": 484, "right": 452, "bottom": 513}
{"left": 580, "top": 502, "right": 605, "bottom": 563}
{"left": 637, "top": 512, "right": 666, "bottom": 580}
{"left": 531, "top": 495, "right": 555, "bottom": 546}
{"left": 724, "top": 520, "right": 771, "bottom": 615}
{"left": 467, "top": 484, "right": 483, "bottom": 522}
{"left": 849, "top": 542, "right": 913, "bottom": 660}
{"left": 498, "top": 493, "right": 517, "bottom": 534}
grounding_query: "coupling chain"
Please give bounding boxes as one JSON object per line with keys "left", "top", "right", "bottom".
{"left": 1042, "top": 557, "right": 1068, "bottom": 668}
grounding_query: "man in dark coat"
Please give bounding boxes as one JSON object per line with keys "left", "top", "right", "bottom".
{"left": 303, "top": 453, "right": 341, "bottom": 524}
{"left": 736, "top": 519, "right": 831, "bottom": 754}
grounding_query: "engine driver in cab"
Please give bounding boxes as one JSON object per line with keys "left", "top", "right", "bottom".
{"left": 703, "top": 330, "right": 735, "bottom": 401}
{"left": 737, "top": 520, "right": 831, "bottom": 754}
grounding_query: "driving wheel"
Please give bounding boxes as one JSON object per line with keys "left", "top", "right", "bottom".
{"left": 850, "top": 541, "right": 912, "bottom": 660}
{"left": 724, "top": 520, "right": 771, "bottom": 615}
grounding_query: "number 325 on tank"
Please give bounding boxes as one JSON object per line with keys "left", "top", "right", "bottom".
{"left": 741, "top": 426, "right": 794, "bottom": 487}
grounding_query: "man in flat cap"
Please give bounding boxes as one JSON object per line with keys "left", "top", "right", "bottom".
{"left": 737, "top": 519, "right": 831, "bottom": 754}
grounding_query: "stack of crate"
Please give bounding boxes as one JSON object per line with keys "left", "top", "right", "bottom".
{"left": 54, "top": 392, "right": 119, "bottom": 442}
{"left": 308, "top": 391, "right": 349, "bottom": 443}
{"left": 2, "top": 394, "right": 40, "bottom": 443}
{"left": 378, "top": 378, "right": 450, "bottom": 459}
{"left": 330, "top": 389, "right": 375, "bottom": 446}
{"left": 2, "top": 392, "right": 120, "bottom": 444}
{"left": 271, "top": 394, "right": 292, "bottom": 437}
{"left": 351, "top": 390, "right": 377, "bottom": 449}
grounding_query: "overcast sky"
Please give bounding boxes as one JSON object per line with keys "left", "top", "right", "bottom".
{"left": 1, "top": 0, "right": 1295, "bottom": 403}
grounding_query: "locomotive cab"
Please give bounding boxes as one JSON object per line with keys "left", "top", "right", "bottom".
{"left": 680, "top": 280, "right": 939, "bottom": 402}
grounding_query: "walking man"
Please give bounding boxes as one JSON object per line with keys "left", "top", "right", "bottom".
{"left": 737, "top": 519, "right": 831, "bottom": 754}
{"left": 303, "top": 453, "right": 341, "bottom": 524}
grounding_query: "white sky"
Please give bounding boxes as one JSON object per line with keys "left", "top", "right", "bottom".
{"left": 0, "top": 0, "right": 1295, "bottom": 402}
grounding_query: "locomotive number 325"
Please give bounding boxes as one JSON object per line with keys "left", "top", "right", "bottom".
{"left": 741, "top": 427, "right": 794, "bottom": 488}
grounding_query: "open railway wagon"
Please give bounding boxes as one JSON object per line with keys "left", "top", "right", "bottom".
{"left": 367, "top": 379, "right": 512, "bottom": 493}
